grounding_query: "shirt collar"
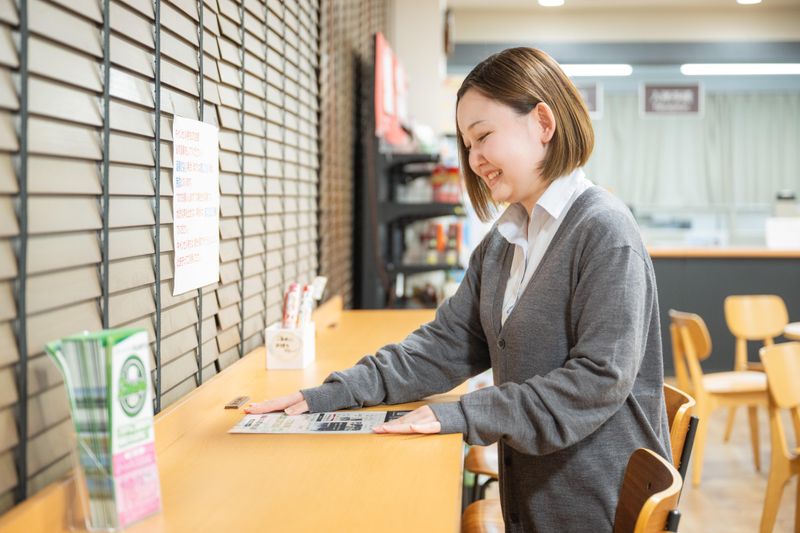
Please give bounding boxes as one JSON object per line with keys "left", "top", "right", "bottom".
{"left": 495, "top": 167, "right": 586, "bottom": 244}
{"left": 536, "top": 167, "right": 585, "bottom": 220}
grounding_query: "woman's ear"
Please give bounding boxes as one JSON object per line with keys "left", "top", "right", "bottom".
{"left": 533, "top": 102, "right": 556, "bottom": 144}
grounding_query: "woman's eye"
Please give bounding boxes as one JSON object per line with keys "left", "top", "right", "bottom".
{"left": 478, "top": 132, "right": 490, "bottom": 143}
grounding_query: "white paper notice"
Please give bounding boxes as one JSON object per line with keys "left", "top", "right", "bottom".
{"left": 172, "top": 116, "right": 220, "bottom": 295}
{"left": 228, "top": 411, "right": 411, "bottom": 434}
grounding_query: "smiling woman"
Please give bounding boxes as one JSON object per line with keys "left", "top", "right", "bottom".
{"left": 248, "top": 47, "right": 671, "bottom": 533}
{"left": 455, "top": 47, "right": 594, "bottom": 221}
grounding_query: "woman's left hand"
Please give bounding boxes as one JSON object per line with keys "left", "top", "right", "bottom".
{"left": 372, "top": 405, "right": 441, "bottom": 434}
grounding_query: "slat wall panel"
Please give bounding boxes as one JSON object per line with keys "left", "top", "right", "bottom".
{"left": 21, "top": 0, "right": 105, "bottom": 501}
{"left": 211, "top": 0, "right": 244, "bottom": 368}
{"left": 106, "top": 0, "right": 164, "bottom": 416}
{"left": 2, "top": 0, "right": 384, "bottom": 514}
{"left": 146, "top": 0, "right": 204, "bottom": 407}
{"left": 239, "top": 0, "right": 266, "bottom": 358}
{"left": 0, "top": 0, "right": 19, "bottom": 513}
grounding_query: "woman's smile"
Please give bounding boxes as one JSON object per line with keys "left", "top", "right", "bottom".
{"left": 485, "top": 169, "right": 503, "bottom": 188}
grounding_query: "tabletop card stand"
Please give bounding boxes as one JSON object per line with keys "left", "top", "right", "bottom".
{"left": 265, "top": 321, "right": 316, "bottom": 369}
{"left": 46, "top": 329, "right": 162, "bottom": 531}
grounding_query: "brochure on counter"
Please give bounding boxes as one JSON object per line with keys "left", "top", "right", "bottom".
{"left": 229, "top": 410, "right": 411, "bottom": 434}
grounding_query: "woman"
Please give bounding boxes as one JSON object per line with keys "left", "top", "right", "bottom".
{"left": 247, "top": 47, "right": 671, "bottom": 532}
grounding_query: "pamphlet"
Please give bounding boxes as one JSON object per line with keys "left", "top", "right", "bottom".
{"left": 229, "top": 411, "right": 410, "bottom": 434}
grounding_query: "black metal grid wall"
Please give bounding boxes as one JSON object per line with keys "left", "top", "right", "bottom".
{"left": 318, "top": 0, "right": 387, "bottom": 308}
{"left": 0, "top": 0, "right": 334, "bottom": 512}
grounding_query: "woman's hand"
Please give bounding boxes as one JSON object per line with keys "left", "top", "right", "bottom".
{"left": 372, "top": 405, "right": 441, "bottom": 434}
{"left": 244, "top": 391, "right": 309, "bottom": 416}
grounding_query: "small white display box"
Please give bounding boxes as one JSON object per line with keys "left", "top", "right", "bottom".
{"left": 265, "top": 322, "right": 315, "bottom": 369}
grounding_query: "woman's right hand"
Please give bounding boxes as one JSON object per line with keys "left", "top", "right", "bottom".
{"left": 244, "top": 391, "right": 309, "bottom": 415}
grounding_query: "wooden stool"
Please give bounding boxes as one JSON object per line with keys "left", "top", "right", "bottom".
{"left": 461, "top": 499, "right": 503, "bottom": 533}
{"left": 464, "top": 443, "right": 498, "bottom": 501}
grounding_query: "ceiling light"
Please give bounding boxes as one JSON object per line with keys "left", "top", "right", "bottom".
{"left": 681, "top": 63, "right": 800, "bottom": 76}
{"left": 561, "top": 64, "right": 633, "bottom": 77}
{"left": 736, "top": 0, "right": 762, "bottom": 5}
{"left": 538, "top": 0, "right": 565, "bottom": 6}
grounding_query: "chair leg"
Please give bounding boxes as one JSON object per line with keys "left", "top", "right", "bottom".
{"left": 759, "top": 461, "right": 789, "bottom": 533}
{"left": 794, "top": 475, "right": 799, "bottom": 533}
{"left": 747, "top": 406, "right": 761, "bottom": 472}
{"left": 471, "top": 474, "right": 480, "bottom": 503}
{"left": 692, "top": 404, "right": 711, "bottom": 487}
{"left": 724, "top": 406, "right": 737, "bottom": 442}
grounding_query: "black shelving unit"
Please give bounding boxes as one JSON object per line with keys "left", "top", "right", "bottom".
{"left": 353, "top": 36, "right": 465, "bottom": 309}
{"left": 355, "top": 147, "right": 466, "bottom": 308}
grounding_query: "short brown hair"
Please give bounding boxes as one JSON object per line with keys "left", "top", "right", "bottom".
{"left": 456, "top": 47, "right": 594, "bottom": 221}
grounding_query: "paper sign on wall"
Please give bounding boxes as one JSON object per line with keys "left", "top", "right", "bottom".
{"left": 172, "top": 116, "right": 220, "bottom": 296}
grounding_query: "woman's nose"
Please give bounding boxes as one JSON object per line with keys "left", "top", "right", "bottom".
{"left": 469, "top": 150, "right": 483, "bottom": 175}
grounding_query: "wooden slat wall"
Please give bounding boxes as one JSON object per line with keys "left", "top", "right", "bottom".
{"left": 1, "top": 0, "right": 389, "bottom": 516}
{"left": 0, "top": 0, "right": 20, "bottom": 516}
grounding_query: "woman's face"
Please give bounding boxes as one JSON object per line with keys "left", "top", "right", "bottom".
{"left": 456, "top": 89, "right": 554, "bottom": 212}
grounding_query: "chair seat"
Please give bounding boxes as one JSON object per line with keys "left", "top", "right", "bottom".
{"left": 702, "top": 370, "right": 767, "bottom": 394}
{"left": 461, "top": 498, "right": 504, "bottom": 533}
{"left": 465, "top": 444, "right": 499, "bottom": 478}
{"left": 785, "top": 322, "right": 800, "bottom": 341}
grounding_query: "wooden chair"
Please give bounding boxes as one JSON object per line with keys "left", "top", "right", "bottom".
{"left": 663, "top": 383, "right": 698, "bottom": 482}
{"left": 464, "top": 384, "right": 697, "bottom": 504}
{"left": 669, "top": 309, "right": 767, "bottom": 486}
{"left": 613, "top": 448, "right": 683, "bottom": 533}
{"left": 461, "top": 385, "right": 697, "bottom": 532}
{"left": 461, "top": 449, "right": 683, "bottom": 533}
{"left": 758, "top": 342, "right": 800, "bottom": 533}
{"left": 723, "top": 295, "right": 788, "bottom": 446}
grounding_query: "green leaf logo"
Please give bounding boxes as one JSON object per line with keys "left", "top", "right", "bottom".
{"left": 119, "top": 355, "right": 147, "bottom": 417}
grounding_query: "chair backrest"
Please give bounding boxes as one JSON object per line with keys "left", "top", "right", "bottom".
{"left": 614, "top": 448, "right": 683, "bottom": 533}
{"left": 663, "top": 384, "right": 696, "bottom": 471}
{"left": 725, "top": 295, "right": 788, "bottom": 371}
{"left": 725, "top": 295, "right": 788, "bottom": 341}
{"left": 668, "top": 310, "right": 712, "bottom": 395}
{"left": 760, "top": 342, "right": 800, "bottom": 459}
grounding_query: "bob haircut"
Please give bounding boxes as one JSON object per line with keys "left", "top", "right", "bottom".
{"left": 456, "top": 47, "right": 594, "bottom": 222}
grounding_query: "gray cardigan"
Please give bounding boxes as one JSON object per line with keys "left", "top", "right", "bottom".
{"left": 302, "top": 186, "right": 671, "bottom": 532}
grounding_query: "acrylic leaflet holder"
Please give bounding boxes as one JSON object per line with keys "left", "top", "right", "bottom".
{"left": 46, "top": 329, "right": 162, "bottom": 531}
{"left": 265, "top": 322, "right": 316, "bottom": 369}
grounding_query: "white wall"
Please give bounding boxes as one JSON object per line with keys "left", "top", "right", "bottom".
{"left": 452, "top": 6, "right": 800, "bottom": 43}
{"left": 386, "top": 0, "right": 447, "bottom": 136}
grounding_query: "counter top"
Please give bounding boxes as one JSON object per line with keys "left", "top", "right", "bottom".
{"left": 647, "top": 247, "right": 800, "bottom": 259}
{"left": 0, "top": 308, "right": 466, "bottom": 533}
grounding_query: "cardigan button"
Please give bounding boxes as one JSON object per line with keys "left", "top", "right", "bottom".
{"left": 497, "top": 338, "right": 506, "bottom": 349}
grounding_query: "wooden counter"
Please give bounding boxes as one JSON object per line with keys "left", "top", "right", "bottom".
{"left": 0, "top": 309, "right": 467, "bottom": 533}
{"left": 647, "top": 247, "right": 800, "bottom": 259}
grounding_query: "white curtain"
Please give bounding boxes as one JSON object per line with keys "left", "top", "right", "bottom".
{"left": 584, "top": 92, "right": 800, "bottom": 209}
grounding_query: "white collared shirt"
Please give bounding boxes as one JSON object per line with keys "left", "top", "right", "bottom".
{"left": 497, "top": 167, "right": 594, "bottom": 326}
